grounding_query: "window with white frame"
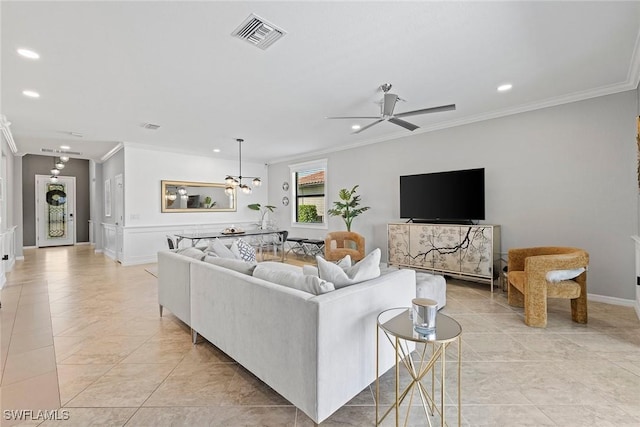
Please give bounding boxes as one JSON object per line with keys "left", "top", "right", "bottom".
{"left": 289, "top": 159, "right": 327, "bottom": 228}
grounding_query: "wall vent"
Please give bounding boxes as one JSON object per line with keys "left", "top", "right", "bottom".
{"left": 142, "top": 122, "right": 161, "bottom": 130}
{"left": 41, "top": 148, "right": 82, "bottom": 155}
{"left": 231, "top": 14, "right": 286, "bottom": 50}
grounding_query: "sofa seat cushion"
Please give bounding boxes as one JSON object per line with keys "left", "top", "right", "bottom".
{"left": 253, "top": 264, "right": 334, "bottom": 295}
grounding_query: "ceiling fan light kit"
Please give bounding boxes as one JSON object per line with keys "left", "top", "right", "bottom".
{"left": 225, "top": 138, "right": 262, "bottom": 196}
{"left": 327, "top": 83, "right": 456, "bottom": 134}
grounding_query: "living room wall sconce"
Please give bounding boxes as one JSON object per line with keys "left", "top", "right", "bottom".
{"left": 224, "top": 138, "right": 261, "bottom": 195}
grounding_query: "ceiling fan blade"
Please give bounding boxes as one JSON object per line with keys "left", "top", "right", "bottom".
{"left": 394, "top": 104, "right": 456, "bottom": 118}
{"left": 326, "top": 116, "right": 381, "bottom": 119}
{"left": 352, "top": 119, "right": 384, "bottom": 134}
{"left": 382, "top": 93, "right": 398, "bottom": 116}
{"left": 388, "top": 117, "right": 419, "bottom": 131}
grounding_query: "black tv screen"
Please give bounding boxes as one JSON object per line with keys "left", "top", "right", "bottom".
{"left": 400, "top": 168, "right": 485, "bottom": 222}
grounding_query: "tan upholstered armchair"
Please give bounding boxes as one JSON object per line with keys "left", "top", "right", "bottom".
{"left": 324, "top": 231, "right": 365, "bottom": 262}
{"left": 507, "top": 247, "right": 589, "bottom": 328}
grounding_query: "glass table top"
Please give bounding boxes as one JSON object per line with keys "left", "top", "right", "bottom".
{"left": 378, "top": 307, "right": 462, "bottom": 343}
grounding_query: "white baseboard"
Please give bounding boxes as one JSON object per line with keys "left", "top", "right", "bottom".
{"left": 23, "top": 246, "right": 36, "bottom": 249}
{"left": 587, "top": 292, "right": 636, "bottom": 307}
{"left": 76, "top": 242, "right": 90, "bottom": 246}
{"left": 94, "top": 249, "right": 103, "bottom": 254}
{"left": 16, "top": 256, "right": 25, "bottom": 261}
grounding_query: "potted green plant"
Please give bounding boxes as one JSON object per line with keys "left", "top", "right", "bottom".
{"left": 248, "top": 203, "right": 277, "bottom": 229}
{"left": 204, "top": 196, "right": 216, "bottom": 209}
{"left": 327, "top": 185, "right": 370, "bottom": 232}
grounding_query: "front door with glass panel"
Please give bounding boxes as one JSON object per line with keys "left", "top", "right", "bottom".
{"left": 36, "top": 175, "right": 76, "bottom": 247}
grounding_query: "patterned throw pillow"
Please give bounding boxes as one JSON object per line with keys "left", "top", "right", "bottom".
{"left": 233, "top": 238, "right": 256, "bottom": 262}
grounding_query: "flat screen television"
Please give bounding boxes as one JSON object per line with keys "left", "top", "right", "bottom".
{"left": 400, "top": 168, "right": 485, "bottom": 222}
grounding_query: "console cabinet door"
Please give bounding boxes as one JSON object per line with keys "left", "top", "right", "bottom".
{"left": 430, "top": 225, "right": 462, "bottom": 273}
{"left": 388, "top": 224, "right": 411, "bottom": 266}
{"left": 460, "top": 226, "right": 493, "bottom": 277}
{"left": 408, "top": 225, "right": 435, "bottom": 268}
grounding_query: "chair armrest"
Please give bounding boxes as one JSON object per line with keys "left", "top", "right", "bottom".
{"left": 525, "top": 252, "right": 589, "bottom": 273}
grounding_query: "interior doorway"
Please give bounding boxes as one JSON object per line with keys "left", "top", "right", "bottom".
{"left": 35, "top": 174, "right": 76, "bottom": 247}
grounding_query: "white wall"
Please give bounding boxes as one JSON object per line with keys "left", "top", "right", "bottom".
{"left": 124, "top": 146, "right": 269, "bottom": 227}
{"left": 268, "top": 90, "right": 638, "bottom": 301}
{"left": 105, "top": 145, "right": 270, "bottom": 265}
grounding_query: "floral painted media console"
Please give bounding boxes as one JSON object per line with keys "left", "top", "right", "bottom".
{"left": 388, "top": 223, "right": 501, "bottom": 291}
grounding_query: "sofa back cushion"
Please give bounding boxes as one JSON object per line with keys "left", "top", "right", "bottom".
{"left": 204, "top": 255, "right": 257, "bottom": 275}
{"left": 176, "top": 247, "right": 206, "bottom": 260}
{"left": 253, "top": 264, "right": 335, "bottom": 295}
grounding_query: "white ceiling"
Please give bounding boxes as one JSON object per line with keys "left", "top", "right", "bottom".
{"left": 2, "top": 1, "right": 639, "bottom": 164}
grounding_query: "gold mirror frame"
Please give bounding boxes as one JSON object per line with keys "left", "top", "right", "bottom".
{"left": 161, "top": 180, "right": 236, "bottom": 213}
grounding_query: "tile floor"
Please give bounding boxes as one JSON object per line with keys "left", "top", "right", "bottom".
{"left": 1, "top": 245, "right": 639, "bottom": 426}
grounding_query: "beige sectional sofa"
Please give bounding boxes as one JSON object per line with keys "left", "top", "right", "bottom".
{"left": 157, "top": 250, "right": 416, "bottom": 424}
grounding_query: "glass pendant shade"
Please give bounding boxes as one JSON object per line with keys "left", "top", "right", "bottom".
{"left": 50, "top": 176, "right": 58, "bottom": 183}
{"left": 51, "top": 168, "right": 60, "bottom": 176}
{"left": 55, "top": 161, "right": 65, "bottom": 169}
{"left": 224, "top": 138, "right": 260, "bottom": 194}
{"left": 177, "top": 187, "right": 187, "bottom": 196}
{"left": 60, "top": 156, "right": 70, "bottom": 162}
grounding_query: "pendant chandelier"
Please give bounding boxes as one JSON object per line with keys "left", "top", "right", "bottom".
{"left": 50, "top": 155, "right": 69, "bottom": 183}
{"left": 225, "top": 138, "right": 261, "bottom": 195}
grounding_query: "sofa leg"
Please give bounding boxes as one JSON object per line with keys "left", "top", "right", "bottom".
{"left": 159, "top": 305, "right": 163, "bottom": 317}
{"left": 192, "top": 329, "right": 198, "bottom": 345}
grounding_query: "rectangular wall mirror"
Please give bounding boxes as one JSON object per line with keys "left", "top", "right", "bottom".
{"left": 161, "top": 180, "right": 236, "bottom": 212}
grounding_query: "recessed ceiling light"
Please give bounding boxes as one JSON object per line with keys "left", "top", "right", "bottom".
{"left": 351, "top": 124, "right": 361, "bottom": 130}
{"left": 60, "top": 145, "right": 71, "bottom": 150}
{"left": 17, "top": 48, "right": 40, "bottom": 59}
{"left": 497, "top": 83, "right": 513, "bottom": 92}
{"left": 22, "top": 90, "right": 40, "bottom": 98}
{"left": 213, "top": 149, "right": 221, "bottom": 153}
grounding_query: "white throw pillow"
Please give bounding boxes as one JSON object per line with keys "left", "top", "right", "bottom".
{"left": 303, "top": 265, "right": 319, "bottom": 277}
{"left": 546, "top": 267, "right": 585, "bottom": 282}
{"left": 253, "top": 265, "right": 335, "bottom": 295}
{"left": 317, "top": 248, "right": 381, "bottom": 289}
{"left": 203, "top": 256, "right": 257, "bottom": 275}
{"left": 231, "top": 238, "right": 256, "bottom": 262}
{"left": 336, "top": 255, "right": 352, "bottom": 269}
{"left": 176, "top": 247, "right": 206, "bottom": 260}
{"left": 207, "top": 238, "right": 237, "bottom": 259}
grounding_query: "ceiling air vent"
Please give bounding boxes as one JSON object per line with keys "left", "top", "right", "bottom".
{"left": 41, "top": 148, "right": 82, "bottom": 155}
{"left": 231, "top": 14, "right": 286, "bottom": 50}
{"left": 141, "top": 122, "right": 160, "bottom": 130}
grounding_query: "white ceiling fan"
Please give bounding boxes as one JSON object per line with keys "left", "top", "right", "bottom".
{"left": 327, "top": 83, "right": 456, "bottom": 134}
